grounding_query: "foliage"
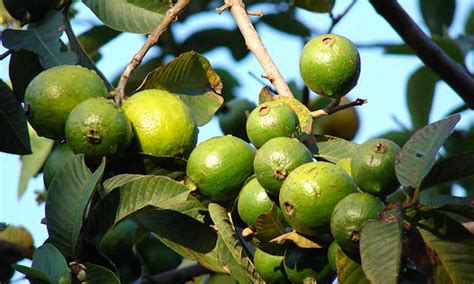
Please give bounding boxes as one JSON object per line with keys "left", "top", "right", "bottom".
{"left": 1, "top": 0, "right": 473, "bottom": 283}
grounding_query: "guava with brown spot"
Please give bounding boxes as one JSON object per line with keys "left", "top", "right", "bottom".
{"left": 65, "top": 97, "right": 133, "bottom": 159}
{"left": 351, "top": 138, "right": 400, "bottom": 197}
{"left": 279, "top": 162, "right": 356, "bottom": 236}
{"left": 330, "top": 192, "right": 385, "bottom": 254}
{"left": 300, "top": 34, "right": 360, "bottom": 98}
{"left": 254, "top": 137, "right": 313, "bottom": 196}
{"left": 246, "top": 100, "right": 301, "bottom": 148}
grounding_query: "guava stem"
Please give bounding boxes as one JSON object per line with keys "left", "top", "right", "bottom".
{"left": 216, "top": 0, "right": 294, "bottom": 98}
{"left": 114, "top": 0, "right": 192, "bottom": 106}
{"left": 311, "top": 98, "right": 367, "bottom": 118}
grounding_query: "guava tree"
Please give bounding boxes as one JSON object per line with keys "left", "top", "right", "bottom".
{"left": 0, "top": 0, "right": 473, "bottom": 283}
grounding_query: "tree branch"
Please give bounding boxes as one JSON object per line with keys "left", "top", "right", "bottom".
{"left": 217, "top": 0, "right": 293, "bottom": 98}
{"left": 145, "top": 263, "right": 210, "bottom": 284}
{"left": 311, "top": 98, "right": 367, "bottom": 118}
{"left": 327, "top": 0, "right": 357, "bottom": 34}
{"left": 0, "top": 49, "right": 12, "bottom": 60}
{"left": 115, "top": 0, "right": 192, "bottom": 105}
{"left": 369, "top": 0, "right": 474, "bottom": 109}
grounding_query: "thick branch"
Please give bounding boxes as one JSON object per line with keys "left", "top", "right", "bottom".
{"left": 217, "top": 0, "right": 293, "bottom": 98}
{"left": 115, "top": 0, "right": 192, "bottom": 105}
{"left": 145, "top": 263, "right": 210, "bottom": 284}
{"left": 369, "top": 0, "right": 474, "bottom": 109}
{"left": 311, "top": 98, "right": 367, "bottom": 118}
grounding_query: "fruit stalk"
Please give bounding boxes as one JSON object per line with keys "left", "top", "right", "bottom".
{"left": 216, "top": 0, "right": 294, "bottom": 98}
{"left": 369, "top": 0, "right": 474, "bottom": 108}
{"left": 311, "top": 97, "right": 367, "bottom": 118}
{"left": 115, "top": 0, "right": 192, "bottom": 106}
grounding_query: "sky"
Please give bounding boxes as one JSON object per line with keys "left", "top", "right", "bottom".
{"left": 0, "top": 0, "right": 473, "bottom": 281}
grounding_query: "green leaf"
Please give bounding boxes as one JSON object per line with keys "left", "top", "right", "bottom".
{"left": 82, "top": 0, "right": 172, "bottom": 34}
{"left": 109, "top": 175, "right": 192, "bottom": 223}
{"left": 137, "top": 206, "right": 224, "bottom": 272}
{"left": 314, "top": 135, "right": 359, "bottom": 163}
{"left": 271, "top": 231, "right": 322, "bottom": 249}
{"left": 415, "top": 212, "right": 474, "bottom": 283}
{"left": 180, "top": 28, "right": 249, "bottom": 61}
{"left": 76, "top": 25, "right": 121, "bottom": 62}
{"left": 407, "top": 66, "right": 439, "bottom": 129}
{"left": 465, "top": 8, "right": 474, "bottom": 35}
{"left": 84, "top": 263, "right": 120, "bottom": 284}
{"left": 102, "top": 174, "right": 146, "bottom": 192}
{"left": 214, "top": 68, "right": 240, "bottom": 102}
{"left": 208, "top": 203, "right": 265, "bottom": 283}
{"left": 360, "top": 209, "right": 402, "bottom": 284}
{"left": 422, "top": 195, "right": 474, "bottom": 220}
{"left": 293, "top": 0, "right": 335, "bottom": 13}
{"left": 336, "top": 249, "right": 370, "bottom": 284}
{"left": 2, "top": 12, "right": 77, "bottom": 68}
{"left": 8, "top": 49, "right": 44, "bottom": 102}
{"left": 14, "top": 265, "right": 50, "bottom": 282}
{"left": 32, "top": 244, "right": 71, "bottom": 284}
{"left": 395, "top": 114, "right": 460, "bottom": 189}
{"left": 259, "top": 11, "right": 310, "bottom": 37}
{"left": 0, "top": 80, "right": 30, "bottom": 155}
{"left": 216, "top": 237, "right": 252, "bottom": 284}
{"left": 138, "top": 51, "right": 224, "bottom": 126}
{"left": 45, "top": 156, "right": 106, "bottom": 258}
{"left": 420, "top": 0, "right": 455, "bottom": 35}
{"left": 18, "top": 124, "right": 54, "bottom": 198}
{"left": 421, "top": 152, "right": 474, "bottom": 189}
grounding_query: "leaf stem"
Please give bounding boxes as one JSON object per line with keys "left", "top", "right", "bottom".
{"left": 216, "top": 0, "right": 294, "bottom": 98}
{"left": 146, "top": 263, "right": 210, "bottom": 283}
{"left": 369, "top": 0, "right": 474, "bottom": 108}
{"left": 311, "top": 97, "right": 367, "bottom": 118}
{"left": 115, "top": 0, "right": 192, "bottom": 106}
{"left": 327, "top": 0, "right": 358, "bottom": 33}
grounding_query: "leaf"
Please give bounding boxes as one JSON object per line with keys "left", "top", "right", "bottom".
{"left": 45, "top": 156, "right": 106, "bottom": 258}
{"left": 421, "top": 152, "right": 474, "bottom": 189}
{"left": 314, "top": 135, "right": 359, "bottom": 163}
{"left": 422, "top": 195, "right": 474, "bottom": 220}
{"left": 259, "top": 11, "right": 310, "bottom": 37}
{"left": 82, "top": 0, "right": 172, "bottom": 34}
{"left": 31, "top": 244, "right": 71, "bottom": 283}
{"left": 109, "top": 175, "right": 192, "bottom": 223}
{"left": 415, "top": 212, "right": 474, "bottom": 282}
{"left": 407, "top": 66, "right": 439, "bottom": 129}
{"left": 214, "top": 68, "right": 240, "bottom": 102}
{"left": 18, "top": 124, "right": 54, "bottom": 198}
{"left": 138, "top": 51, "right": 224, "bottom": 126}
{"left": 275, "top": 96, "right": 313, "bottom": 134}
{"left": 360, "top": 209, "right": 402, "bottom": 284}
{"left": 14, "top": 265, "right": 50, "bottom": 282}
{"left": 0, "top": 80, "right": 30, "bottom": 155}
{"left": 84, "top": 263, "right": 120, "bottom": 284}
{"left": 8, "top": 49, "right": 44, "bottom": 102}
{"left": 395, "top": 114, "right": 460, "bottom": 189}
{"left": 466, "top": 8, "right": 474, "bottom": 35}
{"left": 208, "top": 203, "right": 265, "bottom": 283}
{"left": 180, "top": 28, "right": 249, "bottom": 61}
{"left": 377, "top": 130, "right": 414, "bottom": 147}
{"left": 136, "top": 207, "right": 224, "bottom": 272}
{"left": 293, "top": 0, "right": 335, "bottom": 13}
{"left": 216, "top": 237, "right": 252, "bottom": 284}
{"left": 420, "top": 0, "right": 455, "bottom": 35}
{"left": 102, "top": 174, "right": 146, "bottom": 192}
{"left": 76, "top": 25, "right": 121, "bottom": 62}
{"left": 255, "top": 204, "right": 286, "bottom": 244}
{"left": 2, "top": 12, "right": 77, "bottom": 68}
{"left": 336, "top": 249, "right": 370, "bottom": 284}
{"left": 271, "top": 231, "right": 322, "bottom": 249}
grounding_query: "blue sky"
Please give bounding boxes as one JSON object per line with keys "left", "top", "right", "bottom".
{"left": 0, "top": 0, "right": 473, "bottom": 279}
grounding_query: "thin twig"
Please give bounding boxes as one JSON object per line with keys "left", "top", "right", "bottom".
{"left": 311, "top": 98, "right": 367, "bottom": 118}
{"left": 248, "top": 71, "right": 277, "bottom": 94}
{"left": 327, "top": 0, "right": 357, "bottom": 33}
{"left": 0, "top": 50, "right": 12, "bottom": 60}
{"left": 216, "top": 0, "right": 293, "bottom": 98}
{"left": 246, "top": 10, "right": 264, "bottom": 17}
{"left": 115, "top": 0, "right": 192, "bottom": 106}
{"left": 145, "top": 263, "right": 210, "bottom": 284}
{"left": 369, "top": 0, "right": 474, "bottom": 108}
